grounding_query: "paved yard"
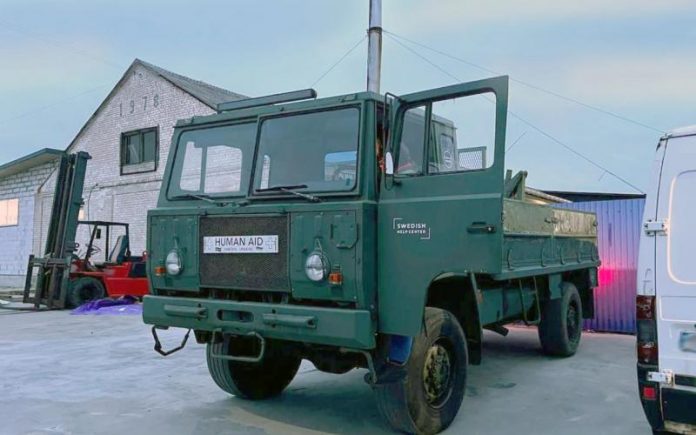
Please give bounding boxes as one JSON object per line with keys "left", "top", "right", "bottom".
{"left": 0, "top": 306, "right": 649, "bottom": 435}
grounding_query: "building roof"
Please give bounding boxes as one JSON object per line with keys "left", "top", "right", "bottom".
{"left": 137, "top": 59, "right": 247, "bottom": 108}
{"left": 65, "top": 58, "right": 248, "bottom": 152}
{"left": 0, "top": 148, "right": 63, "bottom": 179}
{"left": 544, "top": 190, "right": 646, "bottom": 202}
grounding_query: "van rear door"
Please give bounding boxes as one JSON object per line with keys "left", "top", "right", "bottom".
{"left": 655, "top": 133, "right": 696, "bottom": 385}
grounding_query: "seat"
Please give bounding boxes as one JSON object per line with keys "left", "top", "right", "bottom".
{"left": 108, "top": 235, "right": 129, "bottom": 264}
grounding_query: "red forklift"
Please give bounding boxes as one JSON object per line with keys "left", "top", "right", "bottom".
{"left": 67, "top": 220, "right": 149, "bottom": 308}
{"left": 24, "top": 152, "right": 149, "bottom": 309}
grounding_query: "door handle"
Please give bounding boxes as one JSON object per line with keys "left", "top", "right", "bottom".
{"left": 467, "top": 222, "right": 497, "bottom": 234}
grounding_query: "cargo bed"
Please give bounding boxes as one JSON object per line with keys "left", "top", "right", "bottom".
{"left": 495, "top": 199, "right": 599, "bottom": 280}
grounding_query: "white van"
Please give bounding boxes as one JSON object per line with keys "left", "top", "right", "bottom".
{"left": 637, "top": 126, "right": 696, "bottom": 434}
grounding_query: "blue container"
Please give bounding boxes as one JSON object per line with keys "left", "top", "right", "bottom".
{"left": 556, "top": 199, "right": 645, "bottom": 334}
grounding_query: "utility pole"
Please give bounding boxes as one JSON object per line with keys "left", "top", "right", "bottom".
{"left": 366, "top": 0, "right": 382, "bottom": 93}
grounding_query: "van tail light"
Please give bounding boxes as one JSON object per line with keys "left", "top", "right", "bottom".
{"left": 637, "top": 295, "right": 655, "bottom": 320}
{"left": 636, "top": 295, "right": 658, "bottom": 365}
{"left": 637, "top": 341, "right": 658, "bottom": 365}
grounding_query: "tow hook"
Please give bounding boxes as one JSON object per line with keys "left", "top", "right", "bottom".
{"left": 151, "top": 325, "right": 191, "bottom": 356}
{"left": 208, "top": 330, "right": 267, "bottom": 363}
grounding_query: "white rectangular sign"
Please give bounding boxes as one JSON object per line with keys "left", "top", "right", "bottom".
{"left": 203, "top": 235, "right": 278, "bottom": 254}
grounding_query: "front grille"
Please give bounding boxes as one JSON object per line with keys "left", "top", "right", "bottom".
{"left": 199, "top": 215, "right": 289, "bottom": 291}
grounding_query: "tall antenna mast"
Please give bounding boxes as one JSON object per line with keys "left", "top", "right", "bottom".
{"left": 366, "top": 0, "right": 382, "bottom": 93}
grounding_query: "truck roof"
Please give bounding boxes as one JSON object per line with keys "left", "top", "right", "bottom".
{"left": 175, "top": 90, "right": 384, "bottom": 129}
{"left": 666, "top": 124, "right": 696, "bottom": 138}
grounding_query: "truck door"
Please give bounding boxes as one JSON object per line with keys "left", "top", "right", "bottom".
{"left": 655, "top": 133, "right": 696, "bottom": 384}
{"left": 377, "top": 76, "right": 508, "bottom": 336}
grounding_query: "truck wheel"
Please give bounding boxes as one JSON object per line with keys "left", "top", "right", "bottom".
{"left": 538, "top": 282, "right": 583, "bottom": 357}
{"left": 374, "top": 307, "right": 467, "bottom": 434}
{"left": 206, "top": 336, "right": 301, "bottom": 400}
{"left": 67, "top": 277, "right": 106, "bottom": 308}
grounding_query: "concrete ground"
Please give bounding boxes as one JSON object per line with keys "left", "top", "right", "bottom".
{"left": 0, "top": 305, "right": 650, "bottom": 435}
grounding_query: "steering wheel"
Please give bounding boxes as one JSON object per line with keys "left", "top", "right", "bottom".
{"left": 87, "top": 245, "right": 102, "bottom": 256}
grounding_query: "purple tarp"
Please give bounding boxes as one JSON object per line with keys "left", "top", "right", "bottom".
{"left": 71, "top": 296, "right": 142, "bottom": 315}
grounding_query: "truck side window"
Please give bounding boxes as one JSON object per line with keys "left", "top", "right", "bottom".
{"left": 428, "top": 94, "right": 496, "bottom": 173}
{"left": 396, "top": 106, "right": 426, "bottom": 176}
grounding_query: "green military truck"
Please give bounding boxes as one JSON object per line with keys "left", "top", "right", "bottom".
{"left": 143, "top": 76, "right": 599, "bottom": 434}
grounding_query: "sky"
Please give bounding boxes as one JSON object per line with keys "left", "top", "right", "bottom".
{"left": 1, "top": 0, "right": 695, "bottom": 193}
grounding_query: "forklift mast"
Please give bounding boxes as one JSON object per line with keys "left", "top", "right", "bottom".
{"left": 23, "top": 152, "right": 91, "bottom": 309}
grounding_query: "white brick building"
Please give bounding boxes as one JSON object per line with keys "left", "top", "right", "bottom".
{"left": 0, "top": 150, "right": 62, "bottom": 286}
{"left": 0, "top": 59, "right": 245, "bottom": 287}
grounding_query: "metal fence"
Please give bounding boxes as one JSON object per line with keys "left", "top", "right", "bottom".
{"left": 556, "top": 199, "right": 645, "bottom": 334}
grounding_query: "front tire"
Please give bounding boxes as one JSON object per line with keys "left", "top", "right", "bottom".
{"left": 374, "top": 307, "right": 468, "bottom": 434}
{"left": 538, "top": 282, "right": 583, "bottom": 357}
{"left": 67, "top": 277, "right": 106, "bottom": 308}
{"left": 206, "top": 336, "right": 301, "bottom": 400}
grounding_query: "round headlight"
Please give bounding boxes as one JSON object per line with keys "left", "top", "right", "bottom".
{"left": 165, "top": 250, "right": 182, "bottom": 275}
{"left": 305, "top": 253, "right": 328, "bottom": 282}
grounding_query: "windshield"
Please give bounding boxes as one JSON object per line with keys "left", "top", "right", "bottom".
{"left": 168, "top": 123, "right": 256, "bottom": 198}
{"left": 253, "top": 107, "right": 360, "bottom": 194}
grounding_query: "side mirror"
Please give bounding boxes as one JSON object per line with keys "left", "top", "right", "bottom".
{"left": 385, "top": 151, "right": 394, "bottom": 176}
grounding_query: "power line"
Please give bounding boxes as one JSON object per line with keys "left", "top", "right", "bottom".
{"left": 506, "top": 131, "right": 528, "bottom": 152}
{"left": 384, "top": 30, "right": 665, "bottom": 134}
{"left": 0, "top": 84, "right": 110, "bottom": 126}
{"left": 504, "top": 109, "right": 644, "bottom": 193}
{"left": 385, "top": 33, "right": 644, "bottom": 194}
{"left": 310, "top": 35, "right": 367, "bottom": 88}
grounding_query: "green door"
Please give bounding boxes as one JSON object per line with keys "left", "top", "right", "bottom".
{"left": 377, "top": 76, "right": 509, "bottom": 336}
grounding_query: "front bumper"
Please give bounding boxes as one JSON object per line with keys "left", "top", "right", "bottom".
{"left": 142, "top": 295, "right": 375, "bottom": 350}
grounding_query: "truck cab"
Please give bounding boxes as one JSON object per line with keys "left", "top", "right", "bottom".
{"left": 143, "top": 76, "right": 599, "bottom": 434}
{"left": 637, "top": 127, "right": 696, "bottom": 434}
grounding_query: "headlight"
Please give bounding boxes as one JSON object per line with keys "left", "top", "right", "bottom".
{"left": 165, "top": 250, "right": 182, "bottom": 275}
{"left": 305, "top": 253, "right": 328, "bottom": 282}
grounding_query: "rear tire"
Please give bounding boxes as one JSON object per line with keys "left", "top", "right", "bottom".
{"left": 206, "top": 336, "right": 301, "bottom": 400}
{"left": 374, "top": 307, "right": 468, "bottom": 434}
{"left": 67, "top": 277, "right": 106, "bottom": 308}
{"left": 538, "top": 282, "right": 583, "bottom": 357}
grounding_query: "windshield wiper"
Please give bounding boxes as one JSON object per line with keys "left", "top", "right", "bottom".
{"left": 255, "top": 184, "right": 322, "bottom": 202}
{"left": 173, "top": 193, "right": 249, "bottom": 207}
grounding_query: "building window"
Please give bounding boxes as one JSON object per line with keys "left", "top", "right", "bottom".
{"left": 0, "top": 198, "right": 19, "bottom": 227}
{"left": 121, "top": 127, "right": 158, "bottom": 174}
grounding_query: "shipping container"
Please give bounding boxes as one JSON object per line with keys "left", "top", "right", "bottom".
{"left": 556, "top": 198, "right": 645, "bottom": 333}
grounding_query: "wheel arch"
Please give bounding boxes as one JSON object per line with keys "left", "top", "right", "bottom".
{"left": 540, "top": 270, "right": 596, "bottom": 320}
{"left": 561, "top": 268, "right": 597, "bottom": 319}
{"left": 425, "top": 273, "right": 483, "bottom": 365}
